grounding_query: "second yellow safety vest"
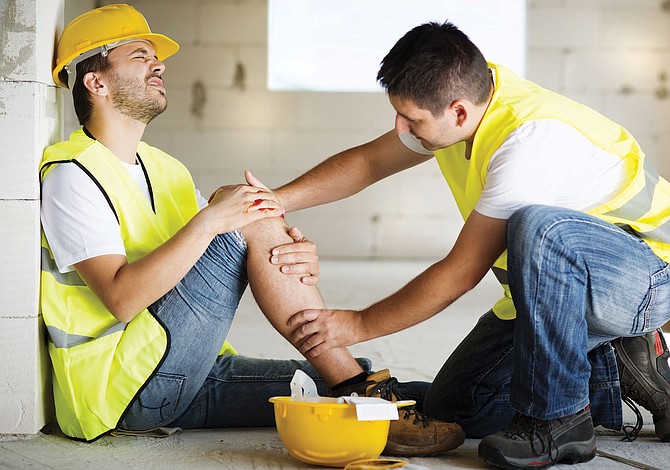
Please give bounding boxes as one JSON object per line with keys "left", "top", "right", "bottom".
{"left": 434, "top": 63, "right": 670, "bottom": 320}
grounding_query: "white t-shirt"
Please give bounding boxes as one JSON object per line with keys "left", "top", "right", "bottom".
{"left": 41, "top": 160, "right": 207, "bottom": 273}
{"left": 400, "top": 119, "right": 626, "bottom": 219}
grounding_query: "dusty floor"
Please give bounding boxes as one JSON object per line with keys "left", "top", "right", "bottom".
{"left": 1, "top": 260, "right": 668, "bottom": 469}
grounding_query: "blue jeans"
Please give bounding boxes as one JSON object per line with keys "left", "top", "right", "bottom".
{"left": 119, "top": 232, "right": 425, "bottom": 430}
{"left": 425, "top": 205, "right": 670, "bottom": 438}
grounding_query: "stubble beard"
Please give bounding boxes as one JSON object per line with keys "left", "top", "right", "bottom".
{"left": 109, "top": 73, "right": 167, "bottom": 124}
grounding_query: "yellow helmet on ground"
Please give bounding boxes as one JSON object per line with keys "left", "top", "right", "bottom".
{"left": 52, "top": 3, "right": 179, "bottom": 89}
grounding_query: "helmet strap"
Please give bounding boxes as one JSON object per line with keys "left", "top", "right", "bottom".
{"left": 63, "top": 39, "right": 152, "bottom": 90}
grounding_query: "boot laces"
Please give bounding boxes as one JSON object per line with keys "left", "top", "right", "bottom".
{"left": 504, "top": 414, "right": 559, "bottom": 463}
{"left": 371, "top": 377, "right": 433, "bottom": 428}
{"left": 401, "top": 407, "right": 432, "bottom": 428}
{"left": 621, "top": 394, "right": 644, "bottom": 442}
{"left": 371, "top": 377, "right": 399, "bottom": 401}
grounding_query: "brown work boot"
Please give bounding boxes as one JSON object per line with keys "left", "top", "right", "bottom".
{"left": 330, "top": 369, "right": 465, "bottom": 456}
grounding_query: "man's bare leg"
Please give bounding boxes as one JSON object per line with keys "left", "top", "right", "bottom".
{"left": 241, "top": 217, "right": 364, "bottom": 387}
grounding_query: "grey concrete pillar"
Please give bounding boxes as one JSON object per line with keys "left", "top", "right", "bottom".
{"left": 0, "top": 0, "right": 63, "bottom": 435}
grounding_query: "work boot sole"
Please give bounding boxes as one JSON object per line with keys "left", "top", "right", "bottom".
{"left": 383, "top": 428, "right": 465, "bottom": 457}
{"left": 478, "top": 437, "right": 596, "bottom": 469}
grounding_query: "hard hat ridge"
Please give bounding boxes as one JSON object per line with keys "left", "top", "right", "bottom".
{"left": 52, "top": 4, "right": 179, "bottom": 88}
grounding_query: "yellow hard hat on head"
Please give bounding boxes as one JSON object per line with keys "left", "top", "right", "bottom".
{"left": 52, "top": 3, "right": 179, "bottom": 88}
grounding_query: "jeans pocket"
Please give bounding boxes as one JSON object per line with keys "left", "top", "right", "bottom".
{"left": 132, "top": 372, "right": 186, "bottom": 428}
{"left": 637, "top": 263, "right": 670, "bottom": 333}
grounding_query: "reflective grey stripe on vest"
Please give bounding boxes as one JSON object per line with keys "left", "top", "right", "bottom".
{"left": 603, "top": 158, "right": 658, "bottom": 222}
{"left": 47, "top": 322, "right": 126, "bottom": 349}
{"left": 601, "top": 159, "right": 670, "bottom": 242}
{"left": 638, "top": 218, "right": 670, "bottom": 242}
{"left": 41, "top": 247, "right": 86, "bottom": 286}
{"left": 492, "top": 266, "right": 509, "bottom": 285}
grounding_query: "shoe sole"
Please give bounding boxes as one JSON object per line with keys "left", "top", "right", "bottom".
{"left": 616, "top": 336, "right": 670, "bottom": 442}
{"left": 478, "top": 437, "right": 596, "bottom": 469}
{"left": 383, "top": 433, "right": 466, "bottom": 457}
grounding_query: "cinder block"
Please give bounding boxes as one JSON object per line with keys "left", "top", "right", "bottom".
{"left": 376, "top": 215, "right": 458, "bottom": 259}
{"left": 396, "top": 166, "right": 459, "bottom": 218}
{"left": 164, "top": 44, "right": 238, "bottom": 88}
{"left": 239, "top": 45, "right": 268, "bottom": 90}
{"left": 526, "top": 48, "right": 563, "bottom": 92}
{"left": 126, "top": 1, "right": 197, "bottom": 45}
{"left": 0, "top": 81, "right": 61, "bottom": 200}
{"left": 600, "top": 9, "right": 670, "bottom": 48}
{"left": 64, "top": 0, "right": 94, "bottom": 23}
{"left": 559, "top": 91, "right": 606, "bottom": 118}
{"left": 295, "top": 92, "right": 393, "bottom": 132}
{"left": 565, "top": 51, "right": 663, "bottom": 93}
{"left": 563, "top": 0, "right": 657, "bottom": 6}
{"left": 283, "top": 211, "right": 375, "bottom": 258}
{"left": 648, "top": 134, "right": 670, "bottom": 180}
{"left": 204, "top": 89, "right": 300, "bottom": 130}
{"left": 272, "top": 130, "right": 384, "bottom": 171}
{"left": 603, "top": 93, "right": 669, "bottom": 141}
{"left": 169, "top": 130, "right": 274, "bottom": 172}
{"left": 0, "top": 317, "right": 53, "bottom": 435}
{"left": 527, "top": 6, "right": 600, "bottom": 48}
{"left": 0, "top": 0, "right": 62, "bottom": 85}
{"left": 0, "top": 200, "right": 40, "bottom": 319}
{"left": 147, "top": 85, "right": 195, "bottom": 130}
{"left": 200, "top": 1, "right": 267, "bottom": 44}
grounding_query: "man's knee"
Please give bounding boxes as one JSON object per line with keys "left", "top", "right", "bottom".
{"left": 507, "top": 204, "right": 578, "bottom": 255}
{"left": 240, "top": 217, "right": 290, "bottom": 250}
{"left": 508, "top": 205, "right": 553, "bottom": 239}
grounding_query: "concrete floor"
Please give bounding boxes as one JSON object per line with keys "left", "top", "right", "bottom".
{"left": 1, "top": 259, "right": 668, "bottom": 469}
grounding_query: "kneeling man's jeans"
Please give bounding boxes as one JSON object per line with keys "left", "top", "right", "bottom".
{"left": 425, "top": 206, "right": 670, "bottom": 437}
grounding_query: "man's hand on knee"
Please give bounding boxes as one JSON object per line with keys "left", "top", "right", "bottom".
{"left": 271, "top": 226, "right": 320, "bottom": 285}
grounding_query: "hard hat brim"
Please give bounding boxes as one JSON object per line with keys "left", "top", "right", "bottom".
{"left": 52, "top": 33, "right": 179, "bottom": 88}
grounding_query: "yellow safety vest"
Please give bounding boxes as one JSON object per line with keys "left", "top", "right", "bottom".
{"left": 434, "top": 63, "right": 670, "bottom": 320}
{"left": 40, "top": 129, "right": 235, "bottom": 441}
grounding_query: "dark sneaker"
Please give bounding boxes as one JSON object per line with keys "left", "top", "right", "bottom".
{"left": 614, "top": 329, "right": 670, "bottom": 442}
{"left": 330, "top": 369, "right": 465, "bottom": 456}
{"left": 478, "top": 408, "right": 597, "bottom": 469}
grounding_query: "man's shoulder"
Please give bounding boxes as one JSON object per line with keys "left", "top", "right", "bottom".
{"left": 43, "top": 130, "right": 95, "bottom": 166}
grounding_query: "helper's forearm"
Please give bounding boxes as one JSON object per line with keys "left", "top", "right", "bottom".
{"left": 275, "top": 145, "right": 376, "bottom": 212}
{"left": 357, "top": 211, "right": 509, "bottom": 342}
{"left": 356, "top": 256, "right": 476, "bottom": 342}
{"left": 276, "top": 130, "right": 427, "bottom": 212}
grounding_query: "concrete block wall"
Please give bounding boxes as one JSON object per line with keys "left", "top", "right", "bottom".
{"left": 1, "top": 0, "right": 669, "bottom": 436}
{"left": 65, "top": 0, "right": 670, "bottom": 260}
{"left": 0, "top": 0, "right": 62, "bottom": 435}
{"left": 527, "top": 0, "right": 670, "bottom": 179}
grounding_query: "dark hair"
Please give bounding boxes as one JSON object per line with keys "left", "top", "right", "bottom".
{"left": 377, "top": 21, "right": 491, "bottom": 116}
{"left": 59, "top": 53, "right": 111, "bottom": 125}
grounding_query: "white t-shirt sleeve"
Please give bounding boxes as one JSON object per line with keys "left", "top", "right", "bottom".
{"left": 475, "top": 120, "right": 625, "bottom": 220}
{"left": 41, "top": 163, "right": 126, "bottom": 273}
{"left": 42, "top": 159, "right": 208, "bottom": 274}
{"left": 195, "top": 189, "right": 208, "bottom": 210}
{"left": 399, "top": 132, "right": 434, "bottom": 155}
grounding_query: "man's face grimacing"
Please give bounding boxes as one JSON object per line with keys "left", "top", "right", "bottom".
{"left": 104, "top": 41, "right": 167, "bottom": 124}
{"left": 390, "top": 95, "right": 469, "bottom": 151}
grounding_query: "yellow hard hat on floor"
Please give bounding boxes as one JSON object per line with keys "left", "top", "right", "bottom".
{"left": 52, "top": 3, "right": 179, "bottom": 89}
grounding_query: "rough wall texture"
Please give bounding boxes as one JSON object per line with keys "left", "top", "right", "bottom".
{"left": 2, "top": 0, "right": 670, "bottom": 436}
{"left": 0, "top": 0, "right": 62, "bottom": 435}
{"left": 64, "top": 0, "right": 670, "bottom": 259}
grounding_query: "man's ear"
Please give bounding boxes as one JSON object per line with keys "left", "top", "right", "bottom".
{"left": 82, "top": 71, "right": 108, "bottom": 97}
{"left": 450, "top": 100, "right": 468, "bottom": 128}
